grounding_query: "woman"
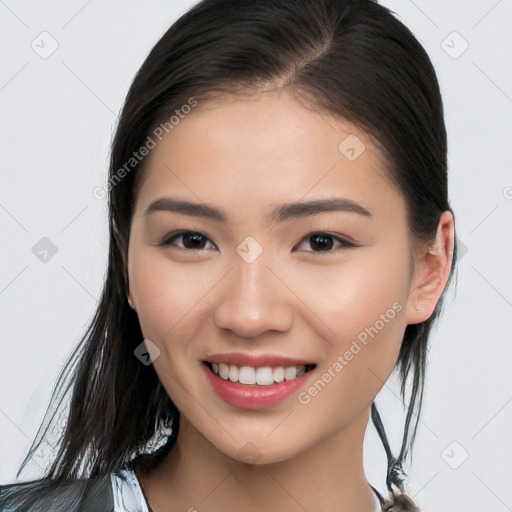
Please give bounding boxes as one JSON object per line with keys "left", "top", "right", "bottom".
{"left": 0, "top": 0, "right": 457, "bottom": 510}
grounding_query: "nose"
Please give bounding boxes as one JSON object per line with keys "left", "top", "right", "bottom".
{"left": 213, "top": 253, "right": 294, "bottom": 338}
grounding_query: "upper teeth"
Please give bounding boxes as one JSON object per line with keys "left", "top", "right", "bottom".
{"left": 211, "top": 363, "right": 307, "bottom": 386}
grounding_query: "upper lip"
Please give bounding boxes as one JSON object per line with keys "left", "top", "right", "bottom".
{"left": 204, "top": 352, "right": 316, "bottom": 367}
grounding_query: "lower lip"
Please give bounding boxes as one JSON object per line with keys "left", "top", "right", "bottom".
{"left": 202, "top": 363, "right": 315, "bottom": 410}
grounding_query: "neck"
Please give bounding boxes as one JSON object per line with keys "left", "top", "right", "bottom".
{"left": 138, "top": 406, "right": 378, "bottom": 512}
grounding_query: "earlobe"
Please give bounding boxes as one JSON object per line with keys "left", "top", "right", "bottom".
{"left": 116, "top": 230, "right": 134, "bottom": 311}
{"left": 405, "top": 210, "right": 455, "bottom": 325}
{"left": 127, "top": 291, "right": 138, "bottom": 312}
{"left": 122, "top": 256, "right": 135, "bottom": 311}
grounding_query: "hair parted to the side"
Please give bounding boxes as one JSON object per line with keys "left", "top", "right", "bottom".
{"left": 2, "top": 1, "right": 456, "bottom": 510}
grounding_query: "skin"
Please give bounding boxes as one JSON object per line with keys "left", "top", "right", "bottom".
{"left": 127, "top": 89, "right": 454, "bottom": 512}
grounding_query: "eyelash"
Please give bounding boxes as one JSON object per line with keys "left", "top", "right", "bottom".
{"left": 158, "top": 230, "right": 357, "bottom": 254}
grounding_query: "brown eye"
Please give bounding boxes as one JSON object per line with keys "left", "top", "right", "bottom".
{"left": 309, "top": 234, "right": 334, "bottom": 251}
{"left": 160, "top": 231, "right": 216, "bottom": 251}
{"left": 295, "top": 232, "right": 356, "bottom": 253}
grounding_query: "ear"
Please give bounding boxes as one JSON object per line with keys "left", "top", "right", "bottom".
{"left": 405, "top": 210, "right": 455, "bottom": 325}
{"left": 119, "top": 249, "right": 132, "bottom": 306}
{"left": 124, "top": 269, "right": 136, "bottom": 311}
{"left": 113, "top": 219, "right": 134, "bottom": 309}
{"left": 121, "top": 251, "right": 135, "bottom": 310}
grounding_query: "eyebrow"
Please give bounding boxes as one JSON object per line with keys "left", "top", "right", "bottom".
{"left": 144, "top": 196, "right": 372, "bottom": 224}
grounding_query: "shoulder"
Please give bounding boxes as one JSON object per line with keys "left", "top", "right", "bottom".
{"left": 111, "top": 467, "right": 149, "bottom": 511}
{"left": 0, "top": 473, "right": 114, "bottom": 512}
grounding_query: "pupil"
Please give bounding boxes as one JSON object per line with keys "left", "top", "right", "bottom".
{"left": 311, "top": 234, "right": 333, "bottom": 251}
{"left": 180, "top": 234, "right": 334, "bottom": 251}
{"left": 184, "top": 233, "right": 205, "bottom": 249}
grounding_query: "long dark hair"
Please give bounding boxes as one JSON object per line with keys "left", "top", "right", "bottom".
{"left": 2, "top": 0, "right": 457, "bottom": 509}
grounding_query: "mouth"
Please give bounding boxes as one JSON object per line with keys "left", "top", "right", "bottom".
{"left": 204, "top": 361, "right": 317, "bottom": 386}
{"left": 201, "top": 352, "right": 318, "bottom": 409}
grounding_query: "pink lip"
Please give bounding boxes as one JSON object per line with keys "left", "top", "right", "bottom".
{"left": 204, "top": 352, "right": 315, "bottom": 367}
{"left": 202, "top": 362, "right": 316, "bottom": 410}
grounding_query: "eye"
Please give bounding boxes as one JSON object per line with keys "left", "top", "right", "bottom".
{"left": 159, "top": 231, "right": 216, "bottom": 251}
{"left": 158, "top": 230, "right": 356, "bottom": 254}
{"left": 294, "top": 232, "right": 356, "bottom": 253}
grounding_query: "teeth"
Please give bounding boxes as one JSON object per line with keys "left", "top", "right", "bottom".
{"left": 273, "top": 366, "right": 285, "bottom": 383}
{"left": 256, "top": 367, "right": 274, "bottom": 386}
{"left": 210, "top": 363, "right": 310, "bottom": 386}
{"left": 228, "top": 364, "right": 239, "bottom": 383}
{"left": 239, "top": 366, "right": 256, "bottom": 385}
{"left": 219, "top": 363, "right": 229, "bottom": 380}
{"left": 284, "top": 366, "right": 297, "bottom": 380}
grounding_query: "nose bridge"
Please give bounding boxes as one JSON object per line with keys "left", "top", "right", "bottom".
{"left": 213, "top": 237, "right": 293, "bottom": 336}
{"left": 235, "top": 241, "right": 272, "bottom": 299}
{"left": 232, "top": 234, "right": 272, "bottom": 298}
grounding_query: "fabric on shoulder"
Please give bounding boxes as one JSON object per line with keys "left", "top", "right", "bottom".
{"left": 111, "top": 468, "right": 149, "bottom": 512}
{"left": 1, "top": 469, "right": 418, "bottom": 512}
{"left": 0, "top": 473, "right": 114, "bottom": 512}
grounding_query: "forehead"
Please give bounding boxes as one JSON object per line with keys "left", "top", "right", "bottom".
{"left": 134, "top": 90, "right": 402, "bottom": 226}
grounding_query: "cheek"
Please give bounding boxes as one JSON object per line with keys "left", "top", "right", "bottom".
{"left": 294, "top": 298, "right": 408, "bottom": 436}
{"left": 128, "top": 246, "right": 223, "bottom": 348}
{"left": 303, "top": 242, "right": 411, "bottom": 346}
{"left": 301, "top": 241, "right": 411, "bottom": 401}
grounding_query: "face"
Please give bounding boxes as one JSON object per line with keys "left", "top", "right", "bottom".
{"left": 127, "top": 90, "right": 417, "bottom": 464}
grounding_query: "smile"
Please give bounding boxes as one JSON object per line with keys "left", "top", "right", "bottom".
{"left": 202, "top": 358, "right": 317, "bottom": 410}
{"left": 206, "top": 362, "right": 316, "bottom": 386}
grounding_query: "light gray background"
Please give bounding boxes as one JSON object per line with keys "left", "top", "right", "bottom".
{"left": 1, "top": 1, "right": 511, "bottom": 510}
